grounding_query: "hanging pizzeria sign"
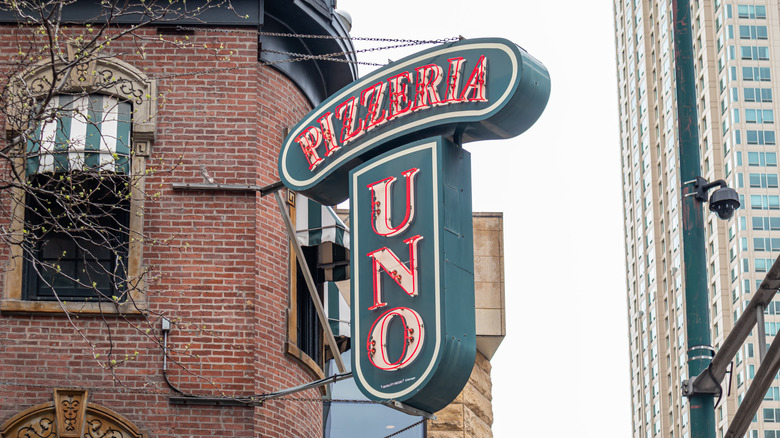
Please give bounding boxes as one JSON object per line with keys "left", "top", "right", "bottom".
{"left": 278, "top": 37, "right": 550, "bottom": 414}
{"left": 278, "top": 37, "right": 550, "bottom": 206}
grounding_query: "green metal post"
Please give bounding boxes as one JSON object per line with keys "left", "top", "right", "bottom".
{"left": 673, "top": 0, "right": 716, "bottom": 437}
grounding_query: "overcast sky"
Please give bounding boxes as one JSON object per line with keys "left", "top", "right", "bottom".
{"left": 336, "top": 0, "right": 630, "bottom": 435}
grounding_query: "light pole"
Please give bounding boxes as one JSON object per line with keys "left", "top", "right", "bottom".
{"left": 672, "top": 1, "right": 734, "bottom": 437}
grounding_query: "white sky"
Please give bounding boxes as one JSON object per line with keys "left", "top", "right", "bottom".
{"left": 336, "top": 0, "right": 630, "bottom": 436}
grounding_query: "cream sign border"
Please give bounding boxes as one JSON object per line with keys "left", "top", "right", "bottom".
{"left": 280, "top": 42, "right": 518, "bottom": 189}
{"left": 350, "top": 140, "right": 441, "bottom": 399}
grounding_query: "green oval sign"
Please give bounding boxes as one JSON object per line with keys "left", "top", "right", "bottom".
{"left": 278, "top": 37, "right": 550, "bottom": 205}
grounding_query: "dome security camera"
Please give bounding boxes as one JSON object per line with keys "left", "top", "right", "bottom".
{"left": 694, "top": 177, "right": 741, "bottom": 221}
{"left": 708, "top": 187, "right": 741, "bottom": 220}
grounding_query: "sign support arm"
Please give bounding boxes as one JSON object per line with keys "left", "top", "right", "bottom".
{"left": 685, "top": 256, "right": 780, "bottom": 395}
{"left": 724, "top": 333, "right": 780, "bottom": 437}
{"left": 679, "top": 255, "right": 780, "bottom": 438}
{"left": 274, "top": 191, "right": 346, "bottom": 374}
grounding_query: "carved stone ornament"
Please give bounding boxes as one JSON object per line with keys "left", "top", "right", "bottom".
{"left": 0, "top": 389, "right": 146, "bottom": 438}
{"left": 5, "top": 40, "right": 157, "bottom": 142}
{"left": 53, "top": 389, "right": 88, "bottom": 438}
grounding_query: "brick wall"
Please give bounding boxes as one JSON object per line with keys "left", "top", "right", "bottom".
{"left": 0, "top": 26, "right": 324, "bottom": 437}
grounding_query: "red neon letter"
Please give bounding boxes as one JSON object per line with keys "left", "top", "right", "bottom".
{"left": 335, "top": 96, "right": 365, "bottom": 144}
{"left": 367, "top": 307, "right": 425, "bottom": 371}
{"left": 442, "top": 57, "right": 466, "bottom": 104}
{"left": 387, "top": 71, "right": 414, "bottom": 120}
{"left": 294, "top": 126, "right": 324, "bottom": 170}
{"left": 367, "top": 168, "right": 420, "bottom": 237}
{"left": 411, "top": 64, "right": 443, "bottom": 111}
{"left": 361, "top": 81, "right": 388, "bottom": 132}
{"left": 318, "top": 112, "right": 340, "bottom": 157}
{"left": 366, "top": 235, "right": 423, "bottom": 310}
{"left": 459, "top": 55, "right": 488, "bottom": 102}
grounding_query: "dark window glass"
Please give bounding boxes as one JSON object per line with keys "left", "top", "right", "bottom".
{"left": 296, "top": 245, "right": 322, "bottom": 364}
{"left": 23, "top": 173, "right": 130, "bottom": 301}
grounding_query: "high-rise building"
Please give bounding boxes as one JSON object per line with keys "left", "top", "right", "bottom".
{"left": 615, "top": 1, "right": 780, "bottom": 437}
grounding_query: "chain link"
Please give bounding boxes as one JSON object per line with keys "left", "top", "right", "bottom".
{"left": 265, "top": 397, "right": 385, "bottom": 405}
{"left": 148, "top": 28, "right": 460, "bottom": 80}
{"left": 260, "top": 49, "right": 378, "bottom": 65}
{"left": 262, "top": 39, "right": 447, "bottom": 64}
{"left": 173, "top": 26, "right": 460, "bottom": 45}
{"left": 257, "top": 30, "right": 459, "bottom": 46}
{"left": 149, "top": 36, "right": 452, "bottom": 79}
{"left": 149, "top": 55, "right": 364, "bottom": 80}
{"left": 174, "top": 26, "right": 256, "bottom": 34}
{"left": 149, "top": 56, "right": 345, "bottom": 80}
{"left": 383, "top": 418, "right": 426, "bottom": 438}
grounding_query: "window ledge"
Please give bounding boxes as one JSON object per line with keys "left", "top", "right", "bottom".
{"left": 285, "top": 342, "right": 325, "bottom": 382}
{"left": 0, "top": 299, "right": 147, "bottom": 315}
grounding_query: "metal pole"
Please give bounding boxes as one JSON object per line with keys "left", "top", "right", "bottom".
{"left": 677, "top": 256, "right": 780, "bottom": 434}
{"left": 673, "top": 1, "right": 716, "bottom": 436}
{"left": 274, "top": 191, "right": 346, "bottom": 373}
{"left": 724, "top": 333, "right": 780, "bottom": 437}
{"left": 757, "top": 305, "right": 767, "bottom": 362}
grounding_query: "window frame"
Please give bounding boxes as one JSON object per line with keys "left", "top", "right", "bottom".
{"left": 1, "top": 55, "right": 156, "bottom": 314}
{"left": 22, "top": 173, "right": 132, "bottom": 302}
{"left": 285, "top": 196, "right": 326, "bottom": 380}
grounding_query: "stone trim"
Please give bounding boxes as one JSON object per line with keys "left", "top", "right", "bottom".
{"left": 0, "top": 389, "right": 147, "bottom": 438}
{"left": 6, "top": 46, "right": 157, "bottom": 141}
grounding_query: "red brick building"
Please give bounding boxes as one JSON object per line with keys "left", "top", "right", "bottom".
{"left": 0, "top": 1, "right": 356, "bottom": 436}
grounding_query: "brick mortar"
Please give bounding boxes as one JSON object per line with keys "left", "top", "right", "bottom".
{"left": 0, "top": 26, "right": 321, "bottom": 438}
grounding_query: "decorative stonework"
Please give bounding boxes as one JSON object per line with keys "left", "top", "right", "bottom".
{"left": 53, "top": 389, "right": 88, "bottom": 437}
{"left": 0, "top": 390, "right": 146, "bottom": 438}
{"left": 83, "top": 417, "right": 131, "bottom": 438}
{"left": 6, "top": 43, "right": 157, "bottom": 141}
{"left": 16, "top": 416, "right": 54, "bottom": 438}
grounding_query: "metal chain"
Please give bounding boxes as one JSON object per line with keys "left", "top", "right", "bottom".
{"left": 150, "top": 63, "right": 248, "bottom": 80}
{"left": 149, "top": 36, "right": 450, "bottom": 79}
{"left": 149, "top": 44, "right": 384, "bottom": 80}
{"left": 262, "top": 39, "right": 446, "bottom": 63}
{"left": 175, "top": 26, "right": 256, "bottom": 34}
{"left": 260, "top": 49, "right": 377, "bottom": 65}
{"left": 271, "top": 397, "right": 384, "bottom": 405}
{"left": 257, "top": 30, "right": 459, "bottom": 45}
{"left": 173, "top": 26, "right": 460, "bottom": 45}
{"left": 383, "top": 418, "right": 426, "bottom": 438}
{"left": 146, "top": 29, "right": 460, "bottom": 80}
{"left": 149, "top": 54, "right": 362, "bottom": 80}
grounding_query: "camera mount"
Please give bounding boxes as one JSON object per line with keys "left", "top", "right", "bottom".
{"left": 691, "top": 176, "right": 741, "bottom": 220}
